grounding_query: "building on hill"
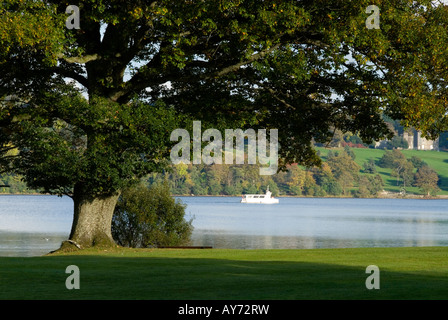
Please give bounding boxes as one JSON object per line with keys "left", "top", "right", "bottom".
{"left": 403, "top": 129, "right": 439, "bottom": 151}
{"left": 374, "top": 128, "right": 439, "bottom": 151}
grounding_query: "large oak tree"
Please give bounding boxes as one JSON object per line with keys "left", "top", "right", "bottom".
{"left": 0, "top": 0, "right": 447, "bottom": 249}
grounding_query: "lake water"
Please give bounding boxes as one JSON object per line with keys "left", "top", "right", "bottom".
{"left": 0, "top": 195, "right": 448, "bottom": 256}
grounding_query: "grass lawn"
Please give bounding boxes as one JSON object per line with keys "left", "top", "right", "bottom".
{"left": 1, "top": 246, "right": 447, "bottom": 300}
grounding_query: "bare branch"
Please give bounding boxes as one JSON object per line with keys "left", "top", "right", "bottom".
{"left": 58, "top": 53, "right": 101, "bottom": 64}
{"left": 204, "top": 44, "right": 281, "bottom": 80}
{"left": 263, "top": 86, "right": 295, "bottom": 109}
{"left": 51, "top": 66, "right": 89, "bottom": 88}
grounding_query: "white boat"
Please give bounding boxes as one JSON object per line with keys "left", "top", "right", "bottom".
{"left": 240, "top": 186, "right": 279, "bottom": 204}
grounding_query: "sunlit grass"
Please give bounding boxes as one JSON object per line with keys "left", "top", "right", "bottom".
{"left": 1, "top": 246, "right": 447, "bottom": 300}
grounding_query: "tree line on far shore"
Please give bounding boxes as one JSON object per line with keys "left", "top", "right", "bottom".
{"left": 146, "top": 147, "right": 441, "bottom": 198}
{"left": 0, "top": 147, "right": 441, "bottom": 198}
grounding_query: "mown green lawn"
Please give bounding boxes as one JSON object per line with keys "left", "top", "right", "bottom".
{"left": 1, "top": 246, "right": 447, "bottom": 300}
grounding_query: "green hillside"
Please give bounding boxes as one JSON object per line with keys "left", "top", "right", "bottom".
{"left": 317, "top": 147, "right": 448, "bottom": 196}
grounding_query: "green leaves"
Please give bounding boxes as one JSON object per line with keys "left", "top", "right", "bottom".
{"left": 0, "top": 91, "right": 182, "bottom": 196}
{"left": 0, "top": 1, "right": 65, "bottom": 65}
{"left": 1, "top": 0, "right": 448, "bottom": 198}
{"left": 112, "top": 182, "right": 193, "bottom": 248}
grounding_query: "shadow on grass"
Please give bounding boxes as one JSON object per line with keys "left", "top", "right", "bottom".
{"left": 0, "top": 255, "right": 447, "bottom": 300}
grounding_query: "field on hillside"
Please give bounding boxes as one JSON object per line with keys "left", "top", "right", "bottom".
{"left": 317, "top": 147, "right": 448, "bottom": 196}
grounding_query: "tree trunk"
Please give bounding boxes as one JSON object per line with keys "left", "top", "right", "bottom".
{"left": 61, "top": 190, "right": 121, "bottom": 250}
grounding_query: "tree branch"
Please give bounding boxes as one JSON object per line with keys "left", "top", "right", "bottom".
{"left": 204, "top": 44, "right": 281, "bottom": 80}
{"left": 263, "top": 86, "right": 295, "bottom": 109}
{"left": 112, "top": 42, "right": 283, "bottom": 103}
{"left": 51, "top": 65, "right": 89, "bottom": 88}
{"left": 58, "top": 53, "right": 101, "bottom": 64}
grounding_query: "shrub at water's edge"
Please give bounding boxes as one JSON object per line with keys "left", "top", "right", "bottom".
{"left": 111, "top": 182, "right": 194, "bottom": 248}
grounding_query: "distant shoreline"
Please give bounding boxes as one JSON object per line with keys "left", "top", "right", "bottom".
{"left": 1, "top": 192, "right": 447, "bottom": 200}
{"left": 175, "top": 193, "right": 448, "bottom": 200}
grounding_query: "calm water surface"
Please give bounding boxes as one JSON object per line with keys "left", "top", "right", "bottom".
{"left": 1, "top": 195, "right": 448, "bottom": 256}
{"left": 0, "top": 195, "right": 72, "bottom": 257}
{"left": 183, "top": 197, "right": 448, "bottom": 249}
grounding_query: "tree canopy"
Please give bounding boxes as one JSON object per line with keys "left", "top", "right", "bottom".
{"left": 1, "top": 0, "right": 447, "bottom": 248}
